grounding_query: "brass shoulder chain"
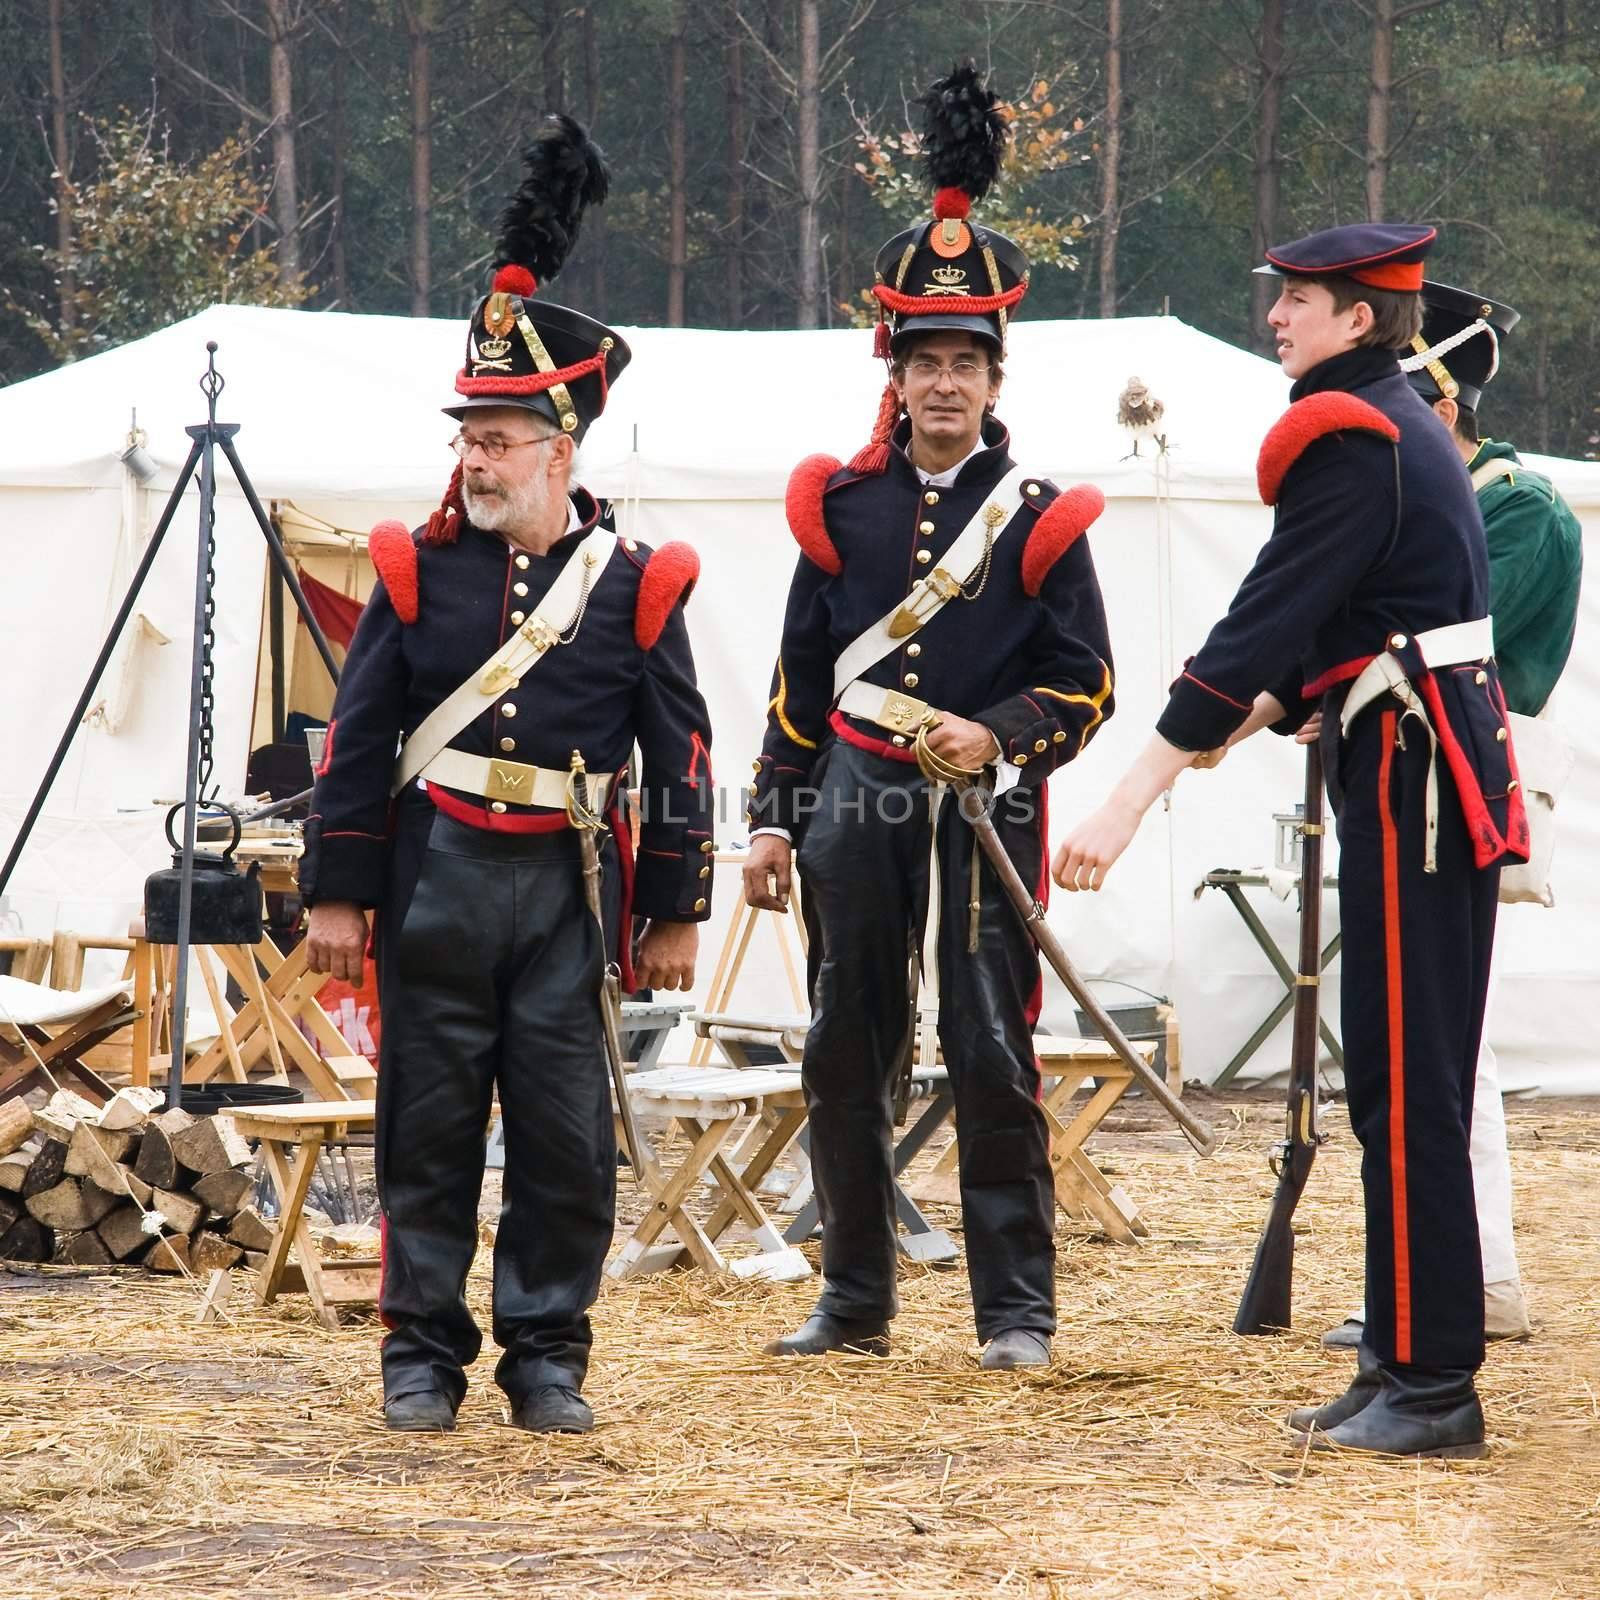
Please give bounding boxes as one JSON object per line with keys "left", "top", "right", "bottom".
{"left": 960, "top": 505, "right": 1006, "bottom": 602}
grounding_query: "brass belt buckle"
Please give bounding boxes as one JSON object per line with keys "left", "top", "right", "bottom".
{"left": 879, "top": 690, "right": 931, "bottom": 733}
{"left": 485, "top": 758, "right": 539, "bottom": 805}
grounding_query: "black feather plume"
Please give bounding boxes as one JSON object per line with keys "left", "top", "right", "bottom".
{"left": 493, "top": 114, "right": 611, "bottom": 282}
{"left": 918, "top": 63, "right": 1008, "bottom": 202}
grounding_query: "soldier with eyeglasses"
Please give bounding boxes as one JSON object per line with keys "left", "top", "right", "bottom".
{"left": 745, "top": 66, "right": 1115, "bottom": 1369}
{"left": 301, "top": 119, "right": 715, "bottom": 1436}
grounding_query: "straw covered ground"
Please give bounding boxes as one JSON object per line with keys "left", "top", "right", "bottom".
{"left": 0, "top": 1091, "right": 1596, "bottom": 1600}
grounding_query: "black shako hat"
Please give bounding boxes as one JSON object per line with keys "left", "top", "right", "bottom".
{"left": 443, "top": 114, "right": 630, "bottom": 443}
{"left": 1401, "top": 281, "right": 1521, "bottom": 413}
{"left": 851, "top": 64, "right": 1029, "bottom": 473}
{"left": 870, "top": 64, "right": 1029, "bottom": 357}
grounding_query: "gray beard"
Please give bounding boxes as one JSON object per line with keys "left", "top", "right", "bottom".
{"left": 463, "top": 472, "right": 550, "bottom": 533}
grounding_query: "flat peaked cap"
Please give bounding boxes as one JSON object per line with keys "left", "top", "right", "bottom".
{"left": 1255, "top": 223, "right": 1437, "bottom": 291}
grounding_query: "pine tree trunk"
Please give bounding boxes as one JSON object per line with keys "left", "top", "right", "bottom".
{"left": 1365, "top": 0, "right": 1394, "bottom": 220}
{"left": 582, "top": 2, "right": 607, "bottom": 314}
{"left": 47, "top": 0, "right": 75, "bottom": 345}
{"left": 331, "top": 0, "right": 350, "bottom": 308}
{"left": 796, "top": 0, "right": 821, "bottom": 328}
{"left": 726, "top": 2, "right": 745, "bottom": 325}
{"left": 1097, "top": 0, "right": 1123, "bottom": 319}
{"left": 667, "top": 0, "right": 687, "bottom": 326}
{"left": 408, "top": 0, "right": 434, "bottom": 318}
{"left": 264, "top": 0, "right": 302, "bottom": 284}
{"left": 1250, "top": 0, "right": 1286, "bottom": 352}
{"left": 543, "top": 0, "right": 565, "bottom": 109}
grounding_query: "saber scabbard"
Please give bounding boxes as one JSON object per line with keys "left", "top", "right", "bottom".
{"left": 568, "top": 750, "right": 647, "bottom": 1185}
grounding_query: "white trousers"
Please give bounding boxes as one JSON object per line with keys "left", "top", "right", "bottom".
{"left": 1470, "top": 943, "right": 1520, "bottom": 1285}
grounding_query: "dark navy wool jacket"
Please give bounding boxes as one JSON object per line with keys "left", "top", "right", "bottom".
{"left": 1159, "top": 346, "right": 1491, "bottom": 752}
{"left": 751, "top": 415, "right": 1115, "bottom": 834}
{"left": 302, "top": 487, "right": 715, "bottom": 922}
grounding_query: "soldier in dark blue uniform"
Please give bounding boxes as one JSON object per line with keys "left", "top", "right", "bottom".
{"left": 744, "top": 67, "right": 1115, "bottom": 1369}
{"left": 1054, "top": 223, "right": 1529, "bottom": 1458}
{"left": 1318, "top": 280, "right": 1583, "bottom": 1350}
{"left": 301, "top": 119, "right": 715, "bottom": 1435}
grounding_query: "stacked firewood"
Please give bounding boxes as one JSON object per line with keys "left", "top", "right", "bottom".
{"left": 0, "top": 1090, "right": 273, "bottom": 1273}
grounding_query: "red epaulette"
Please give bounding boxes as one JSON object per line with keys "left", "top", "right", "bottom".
{"left": 367, "top": 520, "right": 419, "bottom": 622}
{"left": 785, "top": 454, "right": 845, "bottom": 575}
{"left": 1257, "top": 393, "right": 1399, "bottom": 507}
{"left": 634, "top": 541, "right": 700, "bottom": 649}
{"left": 1020, "top": 482, "right": 1106, "bottom": 596}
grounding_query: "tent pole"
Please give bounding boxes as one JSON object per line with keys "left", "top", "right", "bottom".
{"left": 268, "top": 544, "right": 287, "bottom": 743}
{"left": 217, "top": 434, "right": 341, "bottom": 688}
{"left": 0, "top": 436, "right": 205, "bottom": 899}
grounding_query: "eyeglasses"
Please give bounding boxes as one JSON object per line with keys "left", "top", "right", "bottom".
{"left": 903, "top": 357, "right": 992, "bottom": 383}
{"left": 449, "top": 431, "right": 555, "bottom": 461}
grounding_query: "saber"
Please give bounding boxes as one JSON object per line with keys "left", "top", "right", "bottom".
{"left": 935, "top": 754, "right": 1217, "bottom": 1157}
{"left": 567, "top": 750, "right": 646, "bottom": 1185}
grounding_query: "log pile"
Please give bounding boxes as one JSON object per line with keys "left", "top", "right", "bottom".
{"left": 0, "top": 1088, "right": 266, "bottom": 1274}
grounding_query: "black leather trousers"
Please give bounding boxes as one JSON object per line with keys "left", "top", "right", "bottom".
{"left": 796, "top": 739, "right": 1056, "bottom": 1340}
{"left": 374, "top": 805, "right": 619, "bottom": 1407}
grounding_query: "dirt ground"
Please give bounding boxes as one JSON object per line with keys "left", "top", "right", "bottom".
{"left": 0, "top": 1091, "right": 1596, "bottom": 1600}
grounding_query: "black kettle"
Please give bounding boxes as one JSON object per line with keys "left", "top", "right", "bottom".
{"left": 143, "top": 805, "right": 264, "bottom": 946}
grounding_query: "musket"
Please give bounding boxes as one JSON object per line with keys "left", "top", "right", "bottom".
{"left": 1233, "top": 742, "right": 1327, "bottom": 1334}
{"left": 567, "top": 750, "right": 646, "bottom": 1185}
{"left": 947, "top": 778, "right": 1217, "bottom": 1158}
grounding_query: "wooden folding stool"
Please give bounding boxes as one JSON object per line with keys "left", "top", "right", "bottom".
{"left": 227, "top": 1099, "right": 380, "bottom": 1330}
{"left": 607, "top": 1066, "right": 812, "bottom": 1283}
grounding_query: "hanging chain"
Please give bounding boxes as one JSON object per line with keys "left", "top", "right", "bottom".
{"left": 556, "top": 549, "right": 599, "bottom": 645}
{"left": 960, "top": 505, "right": 1004, "bottom": 602}
{"left": 196, "top": 344, "right": 225, "bottom": 802}
{"left": 197, "top": 496, "right": 220, "bottom": 800}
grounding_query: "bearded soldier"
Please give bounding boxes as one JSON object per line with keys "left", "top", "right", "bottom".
{"left": 302, "top": 119, "right": 714, "bottom": 1434}
{"left": 744, "top": 66, "right": 1115, "bottom": 1369}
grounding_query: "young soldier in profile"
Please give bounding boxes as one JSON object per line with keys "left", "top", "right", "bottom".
{"left": 1316, "top": 280, "right": 1582, "bottom": 1352}
{"left": 1055, "top": 225, "right": 1528, "bottom": 1459}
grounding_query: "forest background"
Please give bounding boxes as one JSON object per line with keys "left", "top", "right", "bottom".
{"left": 2, "top": 0, "right": 1596, "bottom": 458}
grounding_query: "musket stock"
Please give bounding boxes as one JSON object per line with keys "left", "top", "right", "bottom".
{"left": 1233, "top": 742, "right": 1327, "bottom": 1334}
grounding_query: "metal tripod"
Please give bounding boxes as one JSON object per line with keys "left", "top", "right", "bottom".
{"left": 0, "top": 342, "right": 342, "bottom": 1108}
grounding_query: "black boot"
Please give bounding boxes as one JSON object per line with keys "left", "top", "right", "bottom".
{"left": 980, "top": 1329, "right": 1052, "bottom": 1370}
{"left": 384, "top": 1391, "right": 457, "bottom": 1432}
{"left": 1288, "top": 1342, "right": 1381, "bottom": 1433}
{"left": 511, "top": 1386, "right": 595, "bottom": 1434}
{"left": 764, "top": 1312, "right": 890, "bottom": 1357}
{"left": 1311, "top": 1364, "right": 1486, "bottom": 1459}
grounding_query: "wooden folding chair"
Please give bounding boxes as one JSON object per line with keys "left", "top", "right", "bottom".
{"left": 0, "top": 978, "right": 137, "bottom": 1107}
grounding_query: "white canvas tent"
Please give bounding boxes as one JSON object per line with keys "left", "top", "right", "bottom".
{"left": 1, "top": 303, "right": 1595, "bottom": 1088}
